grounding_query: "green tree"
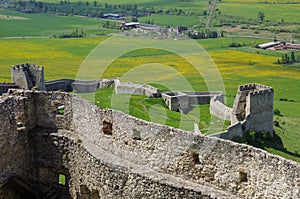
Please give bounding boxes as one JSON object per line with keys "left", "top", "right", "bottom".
{"left": 291, "top": 52, "right": 296, "bottom": 62}
{"left": 258, "top": 11, "right": 265, "bottom": 22}
{"left": 70, "top": 7, "right": 74, "bottom": 14}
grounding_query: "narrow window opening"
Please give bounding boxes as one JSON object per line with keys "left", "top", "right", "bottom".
{"left": 192, "top": 153, "right": 200, "bottom": 164}
{"left": 58, "top": 105, "right": 65, "bottom": 115}
{"left": 239, "top": 171, "right": 248, "bottom": 183}
{"left": 103, "top": 121, "right": 112, "bottom": 135}
{"left": 58, "top": 174, "right": 66, "bottom": 185}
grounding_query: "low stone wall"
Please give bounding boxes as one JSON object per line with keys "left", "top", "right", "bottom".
{"left": 184, "top": 91, "right": 224, "bottom": 105}
{"left": 0, "top": 83, "right": 17, "bottom": 95}
{"left": 210, "top": 122, "right": 244, "bottom": 140}
{"left": 210, "top": 95, "right": 232, "bottom": 121}
{"left": 115, "top": 80, "right": 159, "bottom": 97}
{"left": 161, "top": 92, "right": 189, "bottom": 113}
{"left": 72, "top": 80, "right": 100, "bottom": 93}
{"left": 45, "top": 79, "right": 74, "bottom": 92}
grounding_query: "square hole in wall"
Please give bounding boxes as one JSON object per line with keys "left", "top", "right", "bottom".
{"left": 58, "top": 174, "right": 66, "bottom": 185}
{"left": 192, "top": 153, "right": 201, "bottom": 164}
{"left": 239, "top": 171, "right": 248, "bottom": 183}
{"left": 132, "top": 128, "right": 141, "bottom": 140}
{"left": 103, "top": 121, "right": 112, "bottom": 135}
{"left": 57, "top": 105, "right": 65, "bottom": 115}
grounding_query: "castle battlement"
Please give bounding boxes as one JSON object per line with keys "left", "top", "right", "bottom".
{"left": 11, "top": 63, "right": 44, "bottom": 71}
{"left": 250, "top": 88, "right": 274, "bottom": 96}
{"left": 232, "top": 83, "right": 274, "bottom": 135}
{"left": 239, "top": 83, "right": 272, "bottom": 91}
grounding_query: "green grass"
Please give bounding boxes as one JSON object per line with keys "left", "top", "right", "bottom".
{"left": 139, "top": 15, "right": 200, "bottom": 27}
{"left": 58, "top": 174, "right": 66, "bottom": 185}
{"left": 0, "top": 8, "right": 117, "bottom": 37}
{"left": 80, "top": 87, "right": 227, "bottom": 133}
{"left": 219, "top": 1, "right": 300, "bottom": 23}
{"left": 42, "top": 0, "right": 211, "bottom": 13}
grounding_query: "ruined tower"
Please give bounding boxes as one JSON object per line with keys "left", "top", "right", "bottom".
{"left": 232, "top": 83, "right": 274, "bottom": 135}
{"left": 11, "top": 63, "right": 46, "bottom": 91}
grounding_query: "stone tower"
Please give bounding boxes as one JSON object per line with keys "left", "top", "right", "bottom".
{"left": 232, "top": 83, "right": 274, "bottom": 135}
{"left": 11, "top": 63, "right": 46, "bottom": 91}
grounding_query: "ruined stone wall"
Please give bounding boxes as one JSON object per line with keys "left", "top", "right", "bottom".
{"left": 1, "top": 91, "right": 299, "bottom": 199}
{"left": 244, "top": 89, "right": 274, "bottom": 134}
{"left": 184, "top": 91, "right": 224, "bottom": 105}
{"left": 45, "top": 79, "right": 115, "bottom": 93}
{"left": 0, "top": 83, "right": 17, "bottom": 95}
{"left": 210, "top": 94, "right": 232, "bottom": 121}
{"left": 72, "top": 80, "right": 100, "bottom": 93}
{"left": 11, "top": 63, "right": 46, "bottom": 91}
{"left": 54, "top": 131, "right": 231, "bottom": 199}
{"left": 45, "top": 79, "right": 74, "bottom": 92}
{"left": 0, "top": 93, "right": 35, "bottom": 185}
{"left": 58, "top": 93, "right": 299, "bottom": 199}
{"left": 10, "top": 65, "right": 32, "bottom": 90}
{"left": 231, "top": 83, "right": 274, "bottom": 134}
{"left": 115, "top": 80, "right": 159, "bottom": 97}
{"left": 210, "top": 122, "right": 244, "bottom": 140}
{"left": 161, "top": 92, "right": 189, "bottom": 113}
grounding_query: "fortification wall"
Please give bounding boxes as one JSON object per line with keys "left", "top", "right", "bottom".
{"left": 0, "top": 83, "right": 17, "bottom": 95}
{"left": 45, "top": 79, "right": 74, "bottom": 92}
{"left": 184, "top": 92, "right": 224, "bottom": 105}
{"left": 210, "top": 95, "right": 232, "bottom": 121}
{"left": 55, "top": 130, "right": 231, "bottom": 199}
{"left": 45, "top": 79, "right": 115, "bottom": 93}
{"left": 210, "top": 122, "right": 244, "bottom": 140}
{"left": 1, "top": 91, "right": 299, "bottom": 199}
{"left": 72, "top": 80, "right": 100, "bottom": 93}
{"left": 11, "top": 63, "right": 46, "bottom": 91}
{"left": 245, "top": 89, "right": 274, "bottom": 134}
{"left": 231, "top": 83, "right": 274, "bottom": 135}
{"left": 57, "top": 92, "right": 299, "bottom": 199}
{"left": 115, "top": 81, "right": 159, "bottom": 97}
{"left": 11, "top": 64, "right": 32, "bottom": 90}
{"left": 161, "top": 92, "right": 189, "bottom": 113}
{"left": 0, "top": 93, "right": 36, "bottom": 186}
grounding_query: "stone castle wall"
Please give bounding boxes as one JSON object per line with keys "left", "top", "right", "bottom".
{"left": 45, "top": 79, "right": 75, "bottom": 92}
{"left": 161, "top": 92, "right": 189, "bottom": 113}
{"left": 244, "top": 89, "right": 274, "bottom": 133}
{"left": 231, "top": 83, "right": 274, "bottom": 134}
{"left": 115, "top": 80, "right": 159, "bottom": 97}
{"left": 162, "top": 91, "right": 224, "bottom": 114}
{"left": 1, "top": 90, "right": 298, "bottom": 199}
{"left": 11, "top": 63, "right": 46, "bottom": 91}
{"left": 0, "top": 83, "right": 17, "bottom": 95}
{"left": 184, "top": 91, "right": 224, "bottom": 105}
{"left": 210, "top": 94, "right": 232, "bottom": 121}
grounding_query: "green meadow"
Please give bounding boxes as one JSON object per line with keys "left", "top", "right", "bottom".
{"left": 139, "top": 15, "right": 200, "bottom": 27}
{"left": 219, "top": 0, "right": 300, "bottom": 23}
{"left": 0, "top": 8, "right": 117, "bottom": 37}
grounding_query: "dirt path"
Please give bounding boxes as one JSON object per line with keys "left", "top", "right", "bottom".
{"left": 206, "top": 0, "right": 217, "bottom": 30}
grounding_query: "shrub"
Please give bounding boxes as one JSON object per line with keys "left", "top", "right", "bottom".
{"left": 274, "top": 108, "right": 281, "bottom": 116}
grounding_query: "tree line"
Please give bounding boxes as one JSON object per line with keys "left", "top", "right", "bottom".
{"left": 277, "top": 52, "right": 299, "bottom": 64}
{"left": 13, "top": 0, "right": 209, "bottom": 18}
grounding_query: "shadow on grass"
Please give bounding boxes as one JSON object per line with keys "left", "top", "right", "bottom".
{"left": 234, "top": 130, "right": 300, "bottom": 159}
